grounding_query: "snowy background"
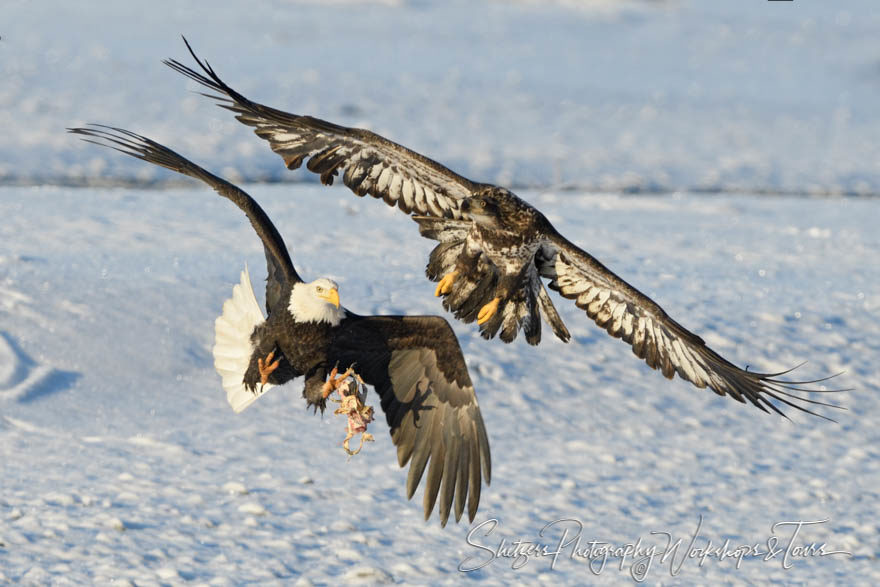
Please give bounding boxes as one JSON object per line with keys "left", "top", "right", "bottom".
{"left": 5, "top": 0, "right": 880, "bottom": 194}
{"left": 2, "top": 0, "right": 878, "bottom": 584}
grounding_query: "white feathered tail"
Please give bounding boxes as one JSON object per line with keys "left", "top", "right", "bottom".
{"left": 213, "top": 265, "right": 274, "bottom": 412}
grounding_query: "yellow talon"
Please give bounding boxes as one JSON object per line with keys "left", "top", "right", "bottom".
{"left": 476, "top": 297, "right": 501, "bottom": 325}
{"left": 434, "top": 270, "right": 459, "bottom": 297}
{"left": 257, "top": 351, "right": 281, "bottom": 388}
{"left": 321, "top": 366, "right": 357, "bottom": 399}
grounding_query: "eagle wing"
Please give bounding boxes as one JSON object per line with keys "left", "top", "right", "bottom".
{"left": 164, "top": 39, "right": 481, "bottom": 219}
{"left": 537, "top": 230, "right": 843, "bottom": 420}
{"left": 329, "top": 315, "right": 490, "bottom": 527}
{"left": 67, "top": 125, "right": 302, "bottom": 312}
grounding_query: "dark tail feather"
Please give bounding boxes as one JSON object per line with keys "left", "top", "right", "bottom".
{"left": 537, "top": 282, "right": 570, "bottom": 343}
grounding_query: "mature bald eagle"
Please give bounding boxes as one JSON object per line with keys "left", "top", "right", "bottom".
{"left": 161, "top": 40, "right": 843, "bottom": 421}
{"left": 69, "top": 125, "right": 491, "bottom": 527}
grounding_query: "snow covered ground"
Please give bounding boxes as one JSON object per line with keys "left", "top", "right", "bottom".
{"left": 3, "top": 0, "right": 879, "bottom": 584}
{"left": 4, "top": 0, "right": 880, "bottom": 193}
{"left": 1, "top": 184, "right": 877, "bottom": 584}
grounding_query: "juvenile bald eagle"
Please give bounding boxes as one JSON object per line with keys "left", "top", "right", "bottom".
{"left": 161, "top": 40, "right": 843, "bottom": 420}
{"left": 69, "top": 125, "right": 491, "bottom": 527}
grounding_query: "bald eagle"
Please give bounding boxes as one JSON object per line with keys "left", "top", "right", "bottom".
{"left": 69, "top": 125, "right": 491, "bottom": 527}
{"left": 161, "top": 41, "right": 843, "bottom": 421}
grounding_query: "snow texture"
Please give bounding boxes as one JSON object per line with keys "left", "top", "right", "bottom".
{"left": 1, "top": 0, "right": 878, "bottom": 584}
{"left": 1, "top": 184, "right": 876, "bottom": 584}
{"left": 3, "top": 0, "right": 880, "bottom": 194}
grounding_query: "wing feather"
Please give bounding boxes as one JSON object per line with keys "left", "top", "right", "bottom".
{"left": 539, "top": 232, "right": 843, "bottom": 420}
{"left": 438, "top": 421, "right": 460, "bottom": 524}
{"left": 67, "top": 125, "right": 302, "bottom": 311}
{"left": 328, "top": 315, "right": 490, "bottom": 526}
{"left": 454, "top": 436, "right": 470, "bottom": 523}
{"left": 164, "top": 39, "right": 481, "bottom": 218}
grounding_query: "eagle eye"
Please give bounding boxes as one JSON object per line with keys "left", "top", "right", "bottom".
{"left": 316, "top": 285, "right": 324, "bottom": 293}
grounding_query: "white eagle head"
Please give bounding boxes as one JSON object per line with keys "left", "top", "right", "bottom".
{"left": 288, "top": 278, "right": 345, "bottom": 326}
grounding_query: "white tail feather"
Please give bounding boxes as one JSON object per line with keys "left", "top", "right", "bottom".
{"left": 213, "top": 265, "right": 273, "bottom": 413}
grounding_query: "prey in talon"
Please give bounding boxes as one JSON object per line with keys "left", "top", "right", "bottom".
{"left": 321, "top": 365, "right": 357, "bottom": 399}
{"left": 327, "top": 371, "right": 375, "bottom": 457}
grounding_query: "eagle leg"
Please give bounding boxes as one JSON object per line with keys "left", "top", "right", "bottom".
{"left": 321, "top": 365, "right": 357, "bottom": 399}
{"left": 477, "top": 297, "right": 502, "bottom": 325}
{"left": 434, "top": 270, "right": 460, "bottom": 297}
{"left": 257, "top": 350, "right": 281, "bottom": 388}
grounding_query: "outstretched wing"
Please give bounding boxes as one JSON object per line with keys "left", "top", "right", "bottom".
{"left": 68, "top": 125, "right": 302, "bottom": 312}
{"left": 537, "top": 230, "right": 844, "bottom": 420}
{"left": 164, "top": 38, "right": 481, "bottom": 219}
{"left": 329, "top": 315, "right": 490, "bottom": 527}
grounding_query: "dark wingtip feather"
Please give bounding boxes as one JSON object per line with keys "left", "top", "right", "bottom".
{"left": 741, "top": 362, "right": 848, "bottom": 423}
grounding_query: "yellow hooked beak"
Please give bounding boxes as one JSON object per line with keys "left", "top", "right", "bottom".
{"left": 319, "top": 287, "right": 340, "bottom": 308}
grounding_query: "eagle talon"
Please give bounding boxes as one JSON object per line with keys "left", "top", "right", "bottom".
{"left": 477, "top": 297, "right": 501, "bottom": 325}
{"left": 434, "top": 270, "right": 459, "bottom": 297}
{"left": 257, "top": 350, "right": 281, "bottom": 389}
{"left": 321, "top": 366, "right": 357, "bottom": 399}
